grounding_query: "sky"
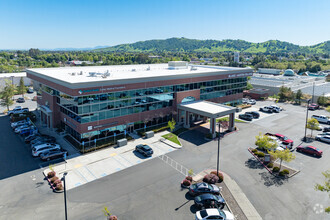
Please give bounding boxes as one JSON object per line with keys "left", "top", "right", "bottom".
{"left": 0, "top": 0, "right": 329, "bottom": 49}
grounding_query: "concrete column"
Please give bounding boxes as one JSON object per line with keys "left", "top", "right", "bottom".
{"left": 202, "top": 116, "right": 208, "bottom": 123}
{"left": 229, "top": 113, "right": 235, "bottom": 131}
{"left": 210, "top": 117, "right": 216, "bottom": 138}
{"left": 184, "top": 111, "right": 190, "bottom": 128}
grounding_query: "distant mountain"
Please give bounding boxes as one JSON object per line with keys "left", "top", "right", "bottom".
{"left": 43, "top": 45, "right": 110, "bottom": 51}
{"left": 94, "top": 38, "right": 330, "bottom": 54}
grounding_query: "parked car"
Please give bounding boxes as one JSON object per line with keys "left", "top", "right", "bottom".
{"left": 239, "top": 113, "right": 253, "bottom": 121}
{"left": 195, "top": 208, "right": 234, "bottom": 220}
{"left": 25, "top": 134, "right": 41, "bottom": 143}
{"left": 14, "top": 125, "right": 32, "bottom": 133}
{"left": 27, "top": 88, "right": 34, "bottom": 93}
{"left": 319, "top": 132, "right": 330, "bottom": 136}
{"left": 265, "top": 133, "right": 293, "bottom": 147}
{"left": 194, "top": 193, "right": 225, "bottom": 209}
{"left": 308, "top": 103, "right": 319, "bottom": 110}
{"left": 323, "top": 126, "right": 330, "bottom": 132}
{"left": 8, "top": 107, "right": 29, "bottom": 116}
{"left": 247, "top": 99, "right": 256, "bottom": 105}
{"left": 135, "top": 144, "right": 153, "bottom": 157}
{"left": 259, "top": 106, "right": 273, "bottom": 113}
{"left": 269, "top": 105, "right": 282, "bottom": 113}
{"left": 267, "top": 136, "right": 285, "bottom": 151}
{"left": 11, "top": 120, "right": 28, "bottom": 129}
{"left": 16, "top": 97, "right": 25, "bottom": 103}
{"left": 30, "top": 136, "right": 56, "bottom": 145}
{"left": 40, "top": 149, "right": 68, "bottom": 161}
{"left": 245, "top": 111, "right": 260, "bottom": 119}
{"left": 32, "top": 143, "right": 61, "bottom": 157}
{"left": 296, "top": 145, "right": 323, "bottom": 157}
{"left": 189, "top": 182, "right": 220, "bottom": 196}
{"left": 312, "top": 115, "right": 330, "bottom": 125}
{"left": 315, "top": 135, "right": 330, "bottom": 143}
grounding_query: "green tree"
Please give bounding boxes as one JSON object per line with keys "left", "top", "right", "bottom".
{"left": 268, "top": 148, "right": 296, "bottom": 170}
{"left": 0, "top": 79, "right": 16, "bottom": 111}
{"left": 317, "top": 95, "right": 329, "bottom": 107}
{"left": 295, "top": 89, "right": 303, "bottom": 104}
{"left": 246, "top": 82, "right": 253, "bottom": 90}
{"left": 326, "top": 106, "right": 330, "bottom": 113}
{"left": 17, "top": 77, "right": 26, "bottom": 98}
{"left": 306, "top": 118, "right": 319, "bottom": 137}
{"left": 168, "top": 118, "right": 176, "bottom": 132}
{"left": 314, "top": 170, "right": 330, "bottom": 213}
{"left": 255, "top": 132, "right": 277, "bottom": 151}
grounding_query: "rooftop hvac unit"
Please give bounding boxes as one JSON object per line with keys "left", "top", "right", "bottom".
{"left": 146, "top": 66, "right": 151, "bottom": 71}
{"left": 78, "top": 71, "right": 83, "bottom": 75}
{"left": 132, "top": 69, "right": 136, "bottom": 72}
{"left": 72, "top": 72, "right": 76, "bottom": 76}
{"left": 102, "top": 70, "right": 110, "bottom": 78}
{"left": 190, "top": 66, "right": 197, "bottom": 71}
{"left": 89, "top": 72, "right": 96, "bottom": 77}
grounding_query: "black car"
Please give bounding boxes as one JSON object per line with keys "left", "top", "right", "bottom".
{"left": 40, "top": 149, "right": 68, "bottom": 161}
{"left": 245, "top": 111, "right": 260, "bottom": 119}
{"left": 189, "top": 182, "right": 220, "bottom": 196}
{"left": 194, "top": 193, "right": 225, "bottom": 209}
{"left": 25, "top": 134, "right": 41, "bottom": 143}
{"left": 239, "top": 113, "right": 253, "bottom": 121}
{"left": 27, "top": 88, "right": 34, "bottom": 93}
{"left": 30, "top": 136, "right": 56, "bottom": 146}
{"left": 16, "top": 97, "right": 25, "bottom": 103}
{"left": 135, "top": 144, "right": 153, "bottom": 157}
{"left": 324, "top": 126, "right": 330, "bottom": 132}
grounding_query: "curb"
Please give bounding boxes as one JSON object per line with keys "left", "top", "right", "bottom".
{"left": 43, "top": 172, "right": 64, "bottom": 193}
{"left": 247, "top": 148, "right": 272, "bottom": 173}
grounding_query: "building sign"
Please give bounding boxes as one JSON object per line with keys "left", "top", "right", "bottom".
{"left": 87, "top": 126, "right": 93, "bottom": 130}
{"left": 228, "top": 72, "right": 252, "bottom": 78}
{"left": 100, "top": 86, "right": 126, "bottom": 92}
{"left": 78, "top": 89, "right": 100, "bottom": 94}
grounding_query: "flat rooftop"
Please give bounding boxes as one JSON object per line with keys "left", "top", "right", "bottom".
{"left": 26, "top": 63, "right": 252, "bottom": 86}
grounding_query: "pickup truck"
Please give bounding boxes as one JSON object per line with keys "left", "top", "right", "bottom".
{"left": 8, "top": 107, "right": 29, "bottom": 116}
{"left": 265, "top": 133, "right": 294, "bottom": 148}
{"left": 312, "top": 115, "right": 330, "bottom": 125}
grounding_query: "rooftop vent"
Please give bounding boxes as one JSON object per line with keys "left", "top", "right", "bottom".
{"left": 78, "top": 71, "right": 83, "bottom": 75}
{"left": 132, "top": 69, "right": 136, "bottom": 72}
{"left": 102, "top": 70, "right": 110, "bottom": 78}
{"left": 146, "top": 66, "right": 150, "bottom": 71}
{"left": 89, "top": 72, "right": 97, "bottom": 77}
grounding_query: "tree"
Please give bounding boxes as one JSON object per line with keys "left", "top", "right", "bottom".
{"left": 0, "top": 79, "right": 16, "bottom": 111}
{"left": 317, "top": 95, "right": 329, "bottom": 107}
{"left": 268, "top": 148, "right": 295, "bottom": 170}
{"left": 326, "top": 106, "right": 330, "bottom": 113}
{"left": 306, "top": 118, "right": 319, "bottom": 137}
{"left": 168, "top": 118, "right": 176, "bottom": 132}
{"left": 314, "top": 170, "right": 330, "bottom": 213}
{"left": 17, "top": 77, "right": 26, "bottom": 98}
{"left": 295, "top": 89, "right": 303, "bottom": 104}
{"left": 255, "top": 132, "right": 277, "bottom": 151}
{"left": 246, "top": 82, "right": 253, "bottom": 90}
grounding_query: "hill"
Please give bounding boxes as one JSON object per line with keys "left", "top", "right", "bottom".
{"left": 95, "top": 38, "right": 330, "bottom": 54}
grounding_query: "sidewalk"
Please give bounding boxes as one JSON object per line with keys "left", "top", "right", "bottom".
{"left": 193, "top": 169, "right": 262, "bottom": 220}
{"left": 43, "top": 130, "right": 181, "bottom": 190}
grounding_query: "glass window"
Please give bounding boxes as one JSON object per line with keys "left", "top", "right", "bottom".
{"left": 121, "top": 108, "right": 128, "bottom": 116}
{"left": 100, "top": 103, "right": 107, "bottom": 110}
{"left": 92, "top": 104, "right": 99, "bottom": 112}
{"left": 83, "top": 105, "right": 90, "bottom": 114}
{"left": 114, "top": 109, "right": 120, "bottom": 117}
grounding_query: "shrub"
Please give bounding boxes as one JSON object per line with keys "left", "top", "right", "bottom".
{"left": 203, "top": 174, "right": 219, "bottom": 184}
{"left": 55, "top": 184, "right": 63, "bottom": 191}
{"left": 53, "top": 179, "right": 61, "bottom": 187}
{"left": 257, "top": 152, "right": 265, "bottom": 157}
{"left": 210, "top": 171, "right": 224, "bottom": 183}
{"left": 251, "top": 149, "right": 258, "bottom": 153}
{"left": 282, "top": 169, "right": 289, "bottom": 175}
{"left": 185, "top": 176, "right": 193, "bottom": 182}
{"left": 279, "top": 171, "right": 285, "bottom": 176}
{"left": 47, "top": 171, "right": 56, "bottom": 178}
{"left": 273, "top": 167, "right": 280, "bottom": 172}
{"left": 50, "top": 176, "right": 59, "bottom": 183}
{"left": 109, "top": 216, "right": 118, "bottom": 220}
{"left": 182, "top": 179, "right": 191, "bottom": 186}
{"left": 267, "top": 163, "right": 274, "bottom": 168}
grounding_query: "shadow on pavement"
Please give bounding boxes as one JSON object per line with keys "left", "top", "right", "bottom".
{"left": 189, "top": 204, "right": 199, "bottom": 214}
{"left": 259, "top": 171, "right": 288, "bottom": 187}
{"left": 132, "top": 151, "right": 150, "bottom": 159}
{"left": 245, "top": 158, "right": 265, "bottom": 169}
{"left": 185, "top": 191, "right": 194, "bottom": 200}
{"left": 179, "top": 130, "right": 209, "bottom": 146}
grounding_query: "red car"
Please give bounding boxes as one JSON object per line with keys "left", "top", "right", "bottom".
{"left": 308, "top": 103, "right": 319, "bottom": 110}
{"left": 296, "top": 145, "right": 322, "bottom": 157}
{"left": 265, "top": 133, "right": 294, "bottom": 147}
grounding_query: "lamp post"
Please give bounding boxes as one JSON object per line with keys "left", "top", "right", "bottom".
{"left": 303, "top": 99, "right": 311, "bottom": 142}
{"left": 216, "top": 122, "right": 221, "bottom": 175}
{"left": 62, "top": 172, "right": 68, "bottom": 220}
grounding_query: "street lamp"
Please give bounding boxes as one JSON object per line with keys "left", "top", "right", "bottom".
{"left": 303, "top": 99, "right": 311, "bottom": 142}
{"left": 216, "top": 123, "right": 221, "bottom": 176}
{"left": 61, "top": 172, "right": 68, "bottom": 220}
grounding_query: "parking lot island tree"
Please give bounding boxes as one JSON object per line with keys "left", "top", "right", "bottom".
{"left": 295, "top": 89, "right": 303, "bottom": 104}
{"left": 255, "top": 132, "right": 277, "bottom": 151}
{"left": 0, "top": 79, "right": 16, "bottom": 111}
{"left": 314, "top": 170, "right": 330, "bottom": 213}
{"left": 306, "top": 118, "right": 320, "bottom": 138}
{"left": 268, "top": 148, "right": 296, "bottom": 171}
{"left": 18, "top": 77, "right": 26, "bottom": 98}
{"left": 168, "top": 118, "right": 176, "bottom": 132}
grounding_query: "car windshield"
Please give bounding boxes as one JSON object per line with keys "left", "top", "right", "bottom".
{"left": 283, "top": 136, "right": 288, "bottom": 140}
{"left": 199, "top": 210, "right": 208, "bottom": 218}
{"left": 143, "top": 145, "right": 151, "bottom": 151}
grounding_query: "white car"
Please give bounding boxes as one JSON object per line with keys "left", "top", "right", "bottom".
{"left": 259, "top": 106, "right": 273, "bottom": 113}
{"left": 195, "top": 208, "right": 234, "bottom": 220}
{"left": 312, "top": 115, "right": 330, "bottom": 125}
{"left": 32, "top": 143, "right": 61, "bottom": 157}
{"left": 247, "top": 99, "right": 256, "bottom": 105}
{"left": 268, "top": 136, "right": 285, "bottom": 151}
{"left": 315, "top": 135, "right": 330, "bottom": 144}
{"left": 11, "top": 120, "right": 28, "bottom": 128}
{"left": 270, "top": 105, "right": 282, "bottom": 113}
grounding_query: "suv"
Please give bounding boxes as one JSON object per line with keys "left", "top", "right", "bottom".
{"left": 312, "top": 115, "right": 330, "bottom": 124}
{"left": 8, "top": 107, "right": 29, "bottom": 116}
{"left": 270, "top": 105, "right": 282, "bottom": 113}
{"left": 239, "top": 113, "right": 253, "bottom": 121}
{"left": 135, "top": 144, "right": 153, "bottom": 157}
{"left": 245, "top": 111, "right": 260, "bottom": 119}
{"left": 32, "top": 143, "right": 61, "bottom": 157}
{"left": 259, "top": 106, "right": 273, "bottom": 113}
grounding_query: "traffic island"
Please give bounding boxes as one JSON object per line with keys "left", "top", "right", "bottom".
{"left": 44, "top": 170, "right": 64, "bottom": 193}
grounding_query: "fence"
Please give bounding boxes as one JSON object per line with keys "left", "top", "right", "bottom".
{"left": 158, "top": 154, "right": 194, "bottom": 177}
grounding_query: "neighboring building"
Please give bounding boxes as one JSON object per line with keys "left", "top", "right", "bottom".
{"left": 283, "top": 69, "right": 295, "bottom": 76}
{"left": 27, "top": 62, "right": 252, "bottom": 145}
{"left": 67, "top": 61, "right": 94, "bottom": 66}
{"left": 243, "top": 88, "right": 269, "bottom": 100}
{"left": 234, "top": 52, "right": 240, "bottom": 63}
{"left": 257, "top": 68, "right": 281, "bottom": 75}
{"left": 0, "top": 72, "right": 32, "bottom": 89}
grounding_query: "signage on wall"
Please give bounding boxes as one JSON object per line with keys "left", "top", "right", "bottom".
{"left": 78, "top": 89, "right": 100, "bottom": 94}
{"left": 100, "top": 86, "right": 126, "bottom": 92}
{"left": 87, "top": 126, "right": 93, "bottom": 130}
{"left": 78, "top": 86, "right": 126, "bottom": 94}
{"left": 93, "top": 121, "right": 118, "bottom": 129}
{"left": 228, "top": 72, "right": 252, "bottom": 78}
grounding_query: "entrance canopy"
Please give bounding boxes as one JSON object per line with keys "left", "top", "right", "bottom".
{"left": 178, "top": 100, "right": 237, "bottom": 138}
{"left": 178, "top": 100, "right": 236, "bottom": 118}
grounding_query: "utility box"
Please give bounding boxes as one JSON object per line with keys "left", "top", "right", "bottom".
{"left": 117, "top": 138, "right": 127, "bottom": 147}
{"left": 145, "top": 131, "right": 154, "bottom": 139}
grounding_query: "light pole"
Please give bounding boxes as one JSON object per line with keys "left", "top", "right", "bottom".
{"left": 216, "top": 122, "right": 221, "bottom": 176}
{"left": 62, "top": 172, "right": 68, "bottom": 220}
{"left": 303, "top": 99, "right": 311, "bottom": 142}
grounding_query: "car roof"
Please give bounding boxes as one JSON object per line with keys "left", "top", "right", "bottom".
{"left": 196, "top": 182, "right": 210, "bottom": 188}
{"left": 275, "top": 133, "right": 284, "bottom": 137}
{"left": 199, "top": 193, "right": 215, "bottom": 199}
